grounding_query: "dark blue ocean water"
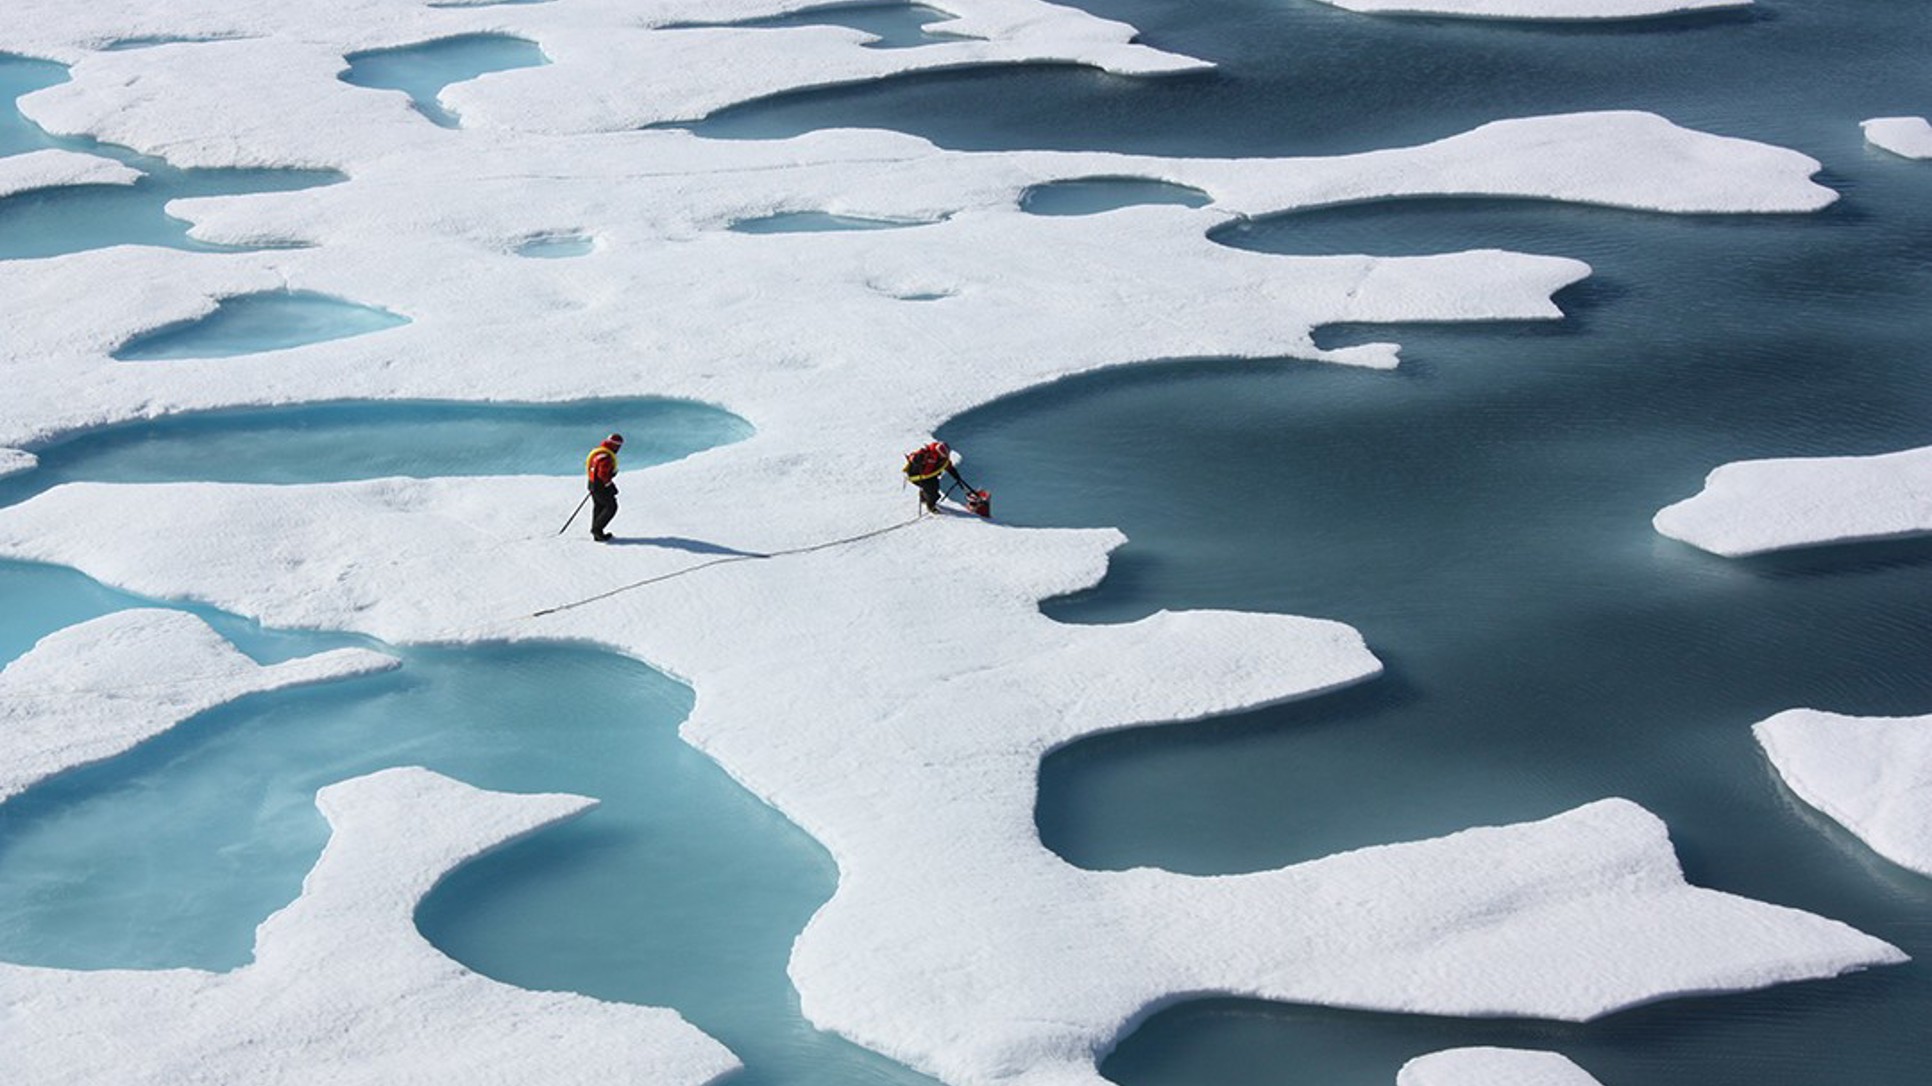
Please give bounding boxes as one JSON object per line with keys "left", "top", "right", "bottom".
{"left": 933, "top": 2, "right": 1932, "bottom": 1084}
{"left": 5, "top": 3, "right": 1932, "bottom": 1085}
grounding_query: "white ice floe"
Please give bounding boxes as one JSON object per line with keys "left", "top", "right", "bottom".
{"left": 1862, "top": 116, "right": 1932, "bottom": 160}
{"left": 0, "top": 766, "right": 742, "bottom": 1085}
{"left": 0, "top": 608, "right": 395, "bottom": 803}
{"left": 1756, "top": 708, "right": 1932, "bottom": 878}
{"left": 5, "top": 0, "right": 1198, "bottom": 164}
{"left": 1312, "top": 0, "right": 1745, "bottom": 19}
{"left": 0, "top": 448, "right": 34, "bottom": 480}
{"left": 0, "top": 111, "right": 1829, "bottom": 449}
{"left": 1399, "top": 1048, "right": 1603, "bottom": 1086}
{"left": 1653, "top": 445, "right": 1932, "bottom": 556}
{"left": 0, "top": 478, "right": 1904, "bottom": 1086}
{"left": 0, "top": 3, "right": 1894, "bottom": 1085}
{"left": 0, "top": 148, "right": 141, "bottom": 200}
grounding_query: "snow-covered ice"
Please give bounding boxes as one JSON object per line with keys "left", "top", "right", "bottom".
{"left": 0, "top": 147, "right": 140, "bottom": 200}
{"left": 1310, "top": 0, "right": 1747, "bottom": 20}
{"left": 0, "top": 448, "right": 34, "bottom": 480}
{"left": 0, "top": 478, "right": 1904, "bottom": 1086}
{"left": 1756, "top": 708, "right": 1932, "bottom": 878}
{"left": 1862, "top": 116, "right": 1932, "bottom": 160}
{"left": 1398, "top": 1048, "right": 1603, "bottom": 1086}
{"left": 0, "top": 766, "right": 742, "bottom": 1085}
{"left": 0, "top": 2, "right": 1903, "bottom": 1084}
{"left": 4, "top": 0, "right": 1202, "bottom": 164}
{"left": 0, "top": 608, "right": 395, "bottom": 803}
{"left": 0, "top": 110, "right": 1830, "bottom": 449}
{"left": 1653, "top": 445, "right": 1932, "bottom": 556}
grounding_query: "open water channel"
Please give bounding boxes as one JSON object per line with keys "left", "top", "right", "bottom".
{"left": 4, "top": 3, "right": 1932, "bottom": 1085}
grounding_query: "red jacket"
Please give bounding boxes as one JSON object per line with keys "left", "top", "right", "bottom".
{"left": 586, "top": 442, "right": 619, "bottom": 483}
{"left": 904, "top": 442, "right": 951, "bottom": 482}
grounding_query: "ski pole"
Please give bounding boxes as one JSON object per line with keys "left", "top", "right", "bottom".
{"left": 557, "top": 492, "right": 591, "bottom": 536}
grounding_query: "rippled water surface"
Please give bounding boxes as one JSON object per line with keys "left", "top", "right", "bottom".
{"left": 938, "top": 4, "right": 1932, "bottom": 1083}
{"left": 6, "top": 4, "right": 1932, "bottom": 1086}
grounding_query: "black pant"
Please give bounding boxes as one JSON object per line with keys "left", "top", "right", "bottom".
{"left": 589, "top": 480, "right": 618, "bottom": 536}
{"left": 915, "top": 467, "right": 963, "bottom": 511}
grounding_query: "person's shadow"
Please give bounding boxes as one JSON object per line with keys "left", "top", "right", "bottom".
{"left": 609, "top": 536, "right": 769, "bottom": 558}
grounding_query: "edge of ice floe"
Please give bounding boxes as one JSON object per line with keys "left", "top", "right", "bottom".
{"left": 1398, "top": 1048, "right": 1603, "bottom": 1086}
{"left": 794, "top": 792, "right": 1903, "bottom": 1086}
{"left": 0, "top": 147, "right": 142, "bottom": 199}
{"left": 0, "top": 7, "right": 1888, "bottom": 1086}
{"left": 1756, "top": 708, "right": 1932, "bottom": 878}
{"left": 0, "top": 766, "right": 743, "bottom": 1085}
{"left": 1862, "top": 117, "right": 1932, "bottom": 160}
{"left": 0, "top": 109, "right": 1834, "bottom": 453}
{"left": 0, "top": 474, "right": 1908, "bottom": 1086}
{"left": 0, "top": 448, "right": 35, "bottom": 479}
{"left": 1653, "top": 444, "right": 1932, "bottom": 556}
{"left": 12, "top": 0, "right": 1208, "bottom": 157}
{"left": 0, "top": 608, "right": 396, "bottom": 803}
{"left": 1310, "top": 0, "right": 1748, "bottom": 20}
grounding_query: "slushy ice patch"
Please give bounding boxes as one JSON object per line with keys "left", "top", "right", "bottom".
{"left": 514, "top": 233, "right": 595, "bottom": 258}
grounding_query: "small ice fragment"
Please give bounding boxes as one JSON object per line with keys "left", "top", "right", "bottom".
{"left": 1399, "top": 1047, "right": 1604, "bottom": 1086}
{"left": 1654, "top": 445, "right": 1932, "bottom": 556}
{"left": 1862, "top": 116, "right": 1932, "bottom": 160}
{"left": 1756, "top": 708, "right": 1932, "bottom": 877}
{"left": 0, "top": 448, "right": 34, "bottom": 480}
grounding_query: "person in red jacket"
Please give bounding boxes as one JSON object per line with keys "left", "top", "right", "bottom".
{"left": 903, "top": 440, "right": 966, "bottom": 516}
{"left": 585, "top": 433, "right": 623, "bottom": 542}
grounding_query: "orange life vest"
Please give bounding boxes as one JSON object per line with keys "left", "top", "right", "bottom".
{"left": 586, "top": 445, "right": 618, "bottom": 482}
{"left": 903, "top": 443, "right": 948, "bottom": 482}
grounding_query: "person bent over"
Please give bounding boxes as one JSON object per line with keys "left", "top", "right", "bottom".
{"left": 586, "top": 432, "right": 623, "bottom": 542}
{"left": 903, "top": 440, "right": 964, "bottom": 515}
